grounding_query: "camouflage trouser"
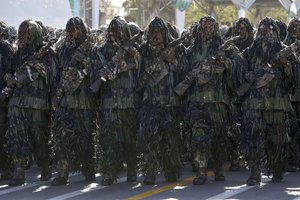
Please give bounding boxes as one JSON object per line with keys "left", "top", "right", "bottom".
{"left": 6, "top": 106, "right": 51, "bottom": 170}
{"left": 138, "top": 106, "right": 182, "bottom": 179}
{"left": 228, "top": 103, "right": 243, "bottom": 167}
{"left": 287, "top": 102, "right": 300, "bottom": 167}
{"left": 98, "top": 108, "right": 138, "bottom": 178}
{"left": 0, "top": 101, "right": 11, "bottom": 174}
{"left": 52, "top": 107, "right": 96, "bottom": 176}
{"left": 241, "top": 109, "right": 289, "bottom": 174}
{"left": 185, "top": 102, "right": 230, "bottom": 175}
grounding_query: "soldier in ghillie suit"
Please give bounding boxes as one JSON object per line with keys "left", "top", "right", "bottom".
{"left": 94, "top": 16, "right": 141, "bottom": 186}
{"left": 229, "top": 18, "right": 254, "bottom": 52}
{"left": 282, "top": 17, "right": 300, "bottom": 172}
{"left": 0, "top": 21, "right": 14, "bottom": 180}
{"left": 240, "top": 17, "right": 293, "bottom": 185}
{"left": 51, "top": 17, "right": 97, "bottom": 185}
{"left": 5, "top": 20, "right": 54, "bottom": 185}
{"left": 175, "top": 16, "right": 245, "bottom": 185}
{"left": 137, "top": 17, "right": 187, "bottom": 185}
{"left": 224, "top": 17, "right": 254, "bottom": 171}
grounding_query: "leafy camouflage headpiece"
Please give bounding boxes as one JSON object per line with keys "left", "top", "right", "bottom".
{"left": 233, "top": 17, "right": 253, "bottom": 38}
{"left": 107, "top": 16, "right": 131, "bottom": 45}
{"left": 147, "top": 17, "right": 172, "bottom": 47}
{"left": 190, "top": 16, "right": 222, "bottom": 54}
{"left": 65, "top": 17, "right": 88, "bottom": 48}
{"left": 247, "top": 17, "right": 282, "bottom": 64}
{"left": 18, "top": 19, "right": 43, "bottom": 52}
{"left": 194, "top": 16, "right": 220, "bottom": 41}
{"left": 284, "top": 17, "right": 300, "bottom": 45}
{"left": 256, "top": 17, "right": 281, "bottom": 43}
{"left": 0, "top": 21, "right": 8, "bottom": 40}
{"left": 128, "top": 22, "right": 141, "bottom": 36}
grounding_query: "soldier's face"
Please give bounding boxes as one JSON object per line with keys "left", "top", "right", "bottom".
{"left": 149, "top": 28, "right": 165, "bottom": 53}
{"left": 67, "top": 28, "right": 80, "bottom": 40}
{"left": 237, "top": 22, "right": 248, "bottom": 38}
{"left": 257, "top": 24, "right": 275, "bottom": 41}
{"left": 18, "top": 27, "right": 30, "bottom": 49}
{"left": 107, "top": 30, "right": 122, "bottom": 46}
{"left": 199, "top": 18, "right": 215, "bottom": 39}
{"left": 66, "top": 28, "right": 81, "bottom": 48}
{"left": 290, "top": 21, "right": 300, "bottom": 38}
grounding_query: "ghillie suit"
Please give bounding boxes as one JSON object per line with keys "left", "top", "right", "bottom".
{"left": 137, "top": 17, "right": 188, "bottom": 185}
{"left": 6, "top": 20, "right": 55, "bottom": 185}
{"left": 0, "top": 22, "right": 14, "bottom": 179}
{"left": 276, "top": 20, "right": 287, "bottom": 42}
{"left": 282, "top": 17, "right": 300, "bottom": 172}
{"left": 223, "top": 17, "right": 254, "bottom": 171}
{"left": 176, "top": 16, "right": 245, "bottom": 185}
{"left": 95, "top": 16, "right": 141, "bottom": 186}
{"left": 51, "top": 17, "right": 97, "bottom": 186}
{"left": 229, "top": 17, "right": 254, "bottom": 52}
{"left": 240, "top": 17, "right": 294, "bottom": 185}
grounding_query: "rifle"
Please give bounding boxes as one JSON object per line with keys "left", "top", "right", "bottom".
{"left": 90, "top": 34, "right": 143, "bottom": 94}
{"left": 137, "top": 37, "right": 184, "bottom": 90}
{"left": 24, "top": 41, "right": 54, "bottom": 79}
{"left": 236, "top": 63, "right": 275, "bottom": 97}
{"left": 89, "top": 52, "right": 113, "bottom": 94}
{"left": 174, "top": 57, "right": 226, "bottom": 96}
{"left": 55, "top": 37, "right": 95, "bottom": 98}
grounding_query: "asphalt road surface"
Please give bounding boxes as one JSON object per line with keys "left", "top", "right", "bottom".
{"left": 0, "top": 163, "right": 299, "bottom": 200}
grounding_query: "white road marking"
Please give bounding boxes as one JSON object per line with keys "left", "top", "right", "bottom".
{"left": 205, "top": 175, "right": 274, "bottom": 200}
{"left": 47, "top": 176, "right": 127, "bottom": 200}
{"left": 0, "top": 172, "right": 80, "bottom": 196}
{"left": 205, "top": 184, "right": 256, "bottom": 200}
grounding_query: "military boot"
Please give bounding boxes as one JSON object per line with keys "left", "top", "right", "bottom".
{"left": 84, "top": 173, "right": 96, "bottom": 182}
{"left": 246, "top": 164, "right": 261, "bottom": 186}
{"left": 286, "top": 164, "right": 299, "bottom": 172}
{"left": 41, "top": 166, "right": 52, "bottom": 181}
{"left": 127, "top": 169, "right": 137, "bottom": 182}
{"left": 81, "top": 163, "right": 96, "bottom": 182}
{"left": 101, "top": 174, "right": 115, "bottom": 186}
{"left": 143, "top": 172, "right": 156, "bottom": 185}
{"left": 214, "top": 169, "right": 225, "bottom": 181}
{"left": 9, "top": 169, "right": 25, "bottom": 186}
{"left": 193, "top": 167, "right": 207, "bottom": 185}
{"left": 51, "top": 159, "right": 69, "bottom": 186}
{"left": 272, "top": 166, "right": 284, "bottom": 183}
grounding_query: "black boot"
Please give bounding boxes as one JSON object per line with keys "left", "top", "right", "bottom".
{"left": 9, "top": 169, "right": 25, "bottom": 186}
{"left": 143, "top": 174, "right": 156, "bottom": 185}
{"left": 246, "top": 164, "right": 261, "bottom": 186}
{"left": 214, "top": 166, "right": 225, "bottom": 181}
{"left": 41, "top": 166, "right": 52, "bottom": 181}
{"left": 272, "top": 167, "right": 283, "bottom": 183}
{"left": 193, "top": 175, "right": 207, "bottom": 185}
{"left": 52, "top": 177, "right": 69, "bottom": 186}
{"left": 193, "top": 167, "right": 207, "bottom": 185}
{"left": 101, "top": 174, "right": 115, "bottom": 186}
{"left": 85, "top": 174, "right": 96, "bottom": 182}
{"left": 286, "top": 164, "right": 299, "bottom": 172}
{"left": 51, "top": 159, "right": 69, "bottom": 186}
{"left": 127, "top": 170, "right": 137, "bottom": 182}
